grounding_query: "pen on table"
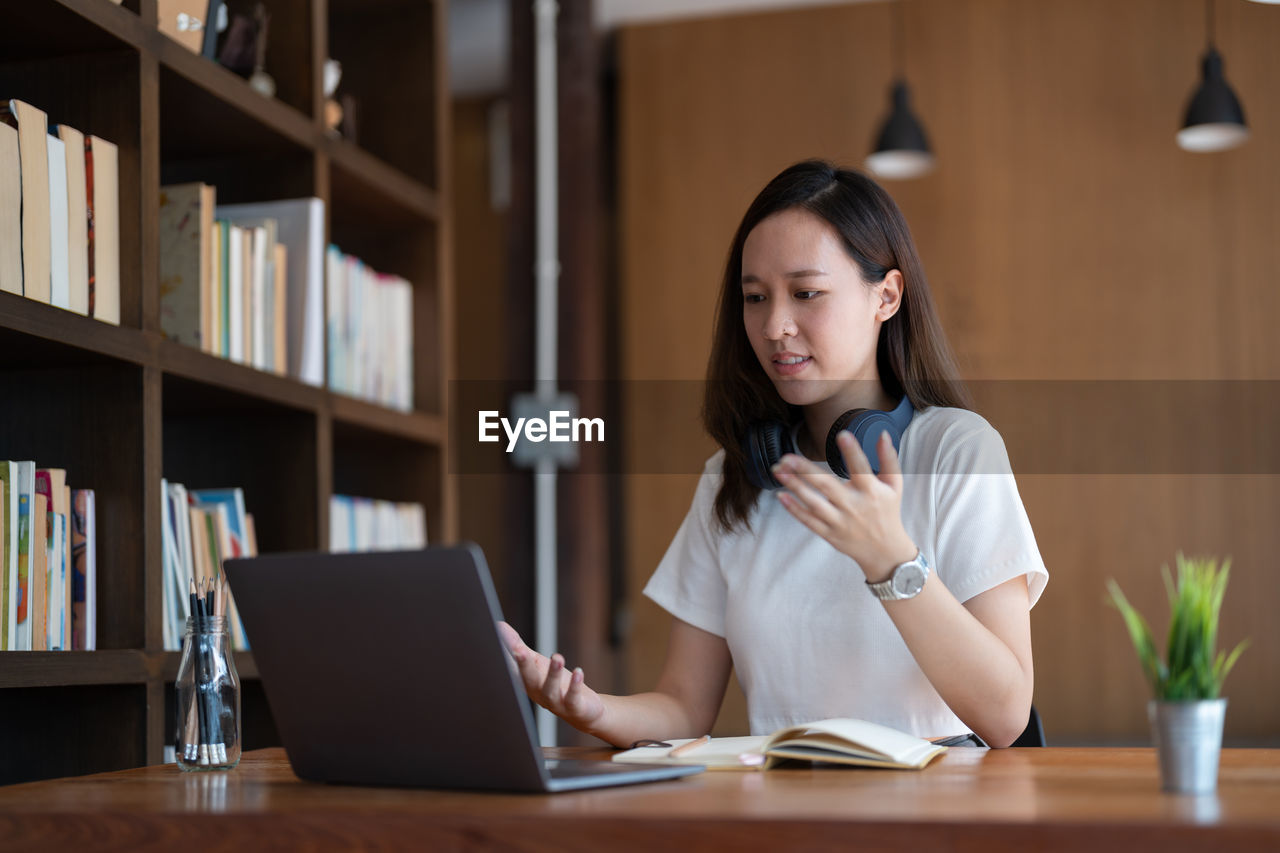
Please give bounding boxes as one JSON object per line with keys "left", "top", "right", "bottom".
{"left": 188, "top": 578, "right": 207, "bottom": 763}
{"left": 197, "top": 580, "right": 215, "bottom": 765}
{"left": 668, "top": 735, "right": 711, "bottom": 757}
{"left": 205, "top": 580, "right": 226, "bottom": 764}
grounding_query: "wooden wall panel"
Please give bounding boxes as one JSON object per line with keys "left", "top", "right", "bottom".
{"left": 618, "top": 0, "right": 1280, "bottom": 742}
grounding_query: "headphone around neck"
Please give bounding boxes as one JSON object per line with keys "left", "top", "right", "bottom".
{"left": 742, "top": 395, "right": 915, "bottom": 490}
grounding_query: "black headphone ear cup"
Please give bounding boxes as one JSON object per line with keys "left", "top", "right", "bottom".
{"left": 825, "top": 409, "right": 866, "bottom": 478}
{"left": 827, "top": 410, "right": 899, "bottom": 476}
{"left": 744, "top": 420, "right": 794, "bottom": 490}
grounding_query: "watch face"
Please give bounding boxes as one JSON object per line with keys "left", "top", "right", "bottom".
{"left": 893, "top": 563, "right": 926, "bottom": 597}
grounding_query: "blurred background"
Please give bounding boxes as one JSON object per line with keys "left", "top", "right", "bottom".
{"left": 447, "top": 0, "right": 1280, "bottom": 746}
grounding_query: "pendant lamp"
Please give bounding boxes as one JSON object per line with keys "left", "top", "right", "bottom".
{"left": 1177, "top": 0, "right": 1249, "bottom": 152}
{"left": 866, "top": 0, "right": 935, "bottom": 180}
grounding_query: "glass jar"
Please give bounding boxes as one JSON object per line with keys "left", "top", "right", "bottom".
{"left": 175, "top": 615, "right": 241, "bottom": 771}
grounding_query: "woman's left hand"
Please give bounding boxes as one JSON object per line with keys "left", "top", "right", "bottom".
{"left": 772, "top": 430, "right": 918, "bottom": 583}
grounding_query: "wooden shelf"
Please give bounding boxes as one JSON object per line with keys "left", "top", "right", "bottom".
{"left": 154, "top": 37, "right": 316, "bottom": 154}
{"left": 0, "top": 0, "right": 148, "bottom": 60}
{"left": 1, "top": 0, "right": 454, "bottom": 785}
{"left": 157, "top": 650, "right": 258, "bottom": 682}
{"left": 0, "top": 651, "right": 150, "bottom": 688}
{"left": 157, "top": 339, "right": 326, "bottom": 415}
{"left": 328, "top": 139, "right": 441, "bottom": 226}
{"left": 329, "top": 393, "right": 445, "bottom": 444}
{"left": 0, "top": 293, "right": 151, "bottom": 367}
{"left": 0, "top": 308, "right": 441, "bottom": 445}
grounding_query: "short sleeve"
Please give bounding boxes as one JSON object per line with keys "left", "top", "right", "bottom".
{"left": 931, "top": 418, "right": 1049, "bottom": 608}
{"left": 642, "top": 454, "right": 729, "bottom": 637}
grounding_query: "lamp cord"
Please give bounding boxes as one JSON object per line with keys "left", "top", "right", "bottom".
{"left": 1206, "top": 0, "right": 1215, "bottom": 50}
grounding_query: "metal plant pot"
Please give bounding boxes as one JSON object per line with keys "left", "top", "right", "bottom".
{"left": 1148, "top": 698, "right": 1227, "bottom": 794}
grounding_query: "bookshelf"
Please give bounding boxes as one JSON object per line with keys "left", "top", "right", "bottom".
{"left": 0, "top": 0, "right": 454, "bottom": 785}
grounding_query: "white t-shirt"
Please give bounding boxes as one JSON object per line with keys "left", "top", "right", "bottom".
{"left": 643, "top": 406, "right": 1049, "bottom": 738}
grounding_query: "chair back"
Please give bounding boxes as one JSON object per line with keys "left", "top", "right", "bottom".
{"left": 1010, "top": 705, "right": 1046, "bottom": 747}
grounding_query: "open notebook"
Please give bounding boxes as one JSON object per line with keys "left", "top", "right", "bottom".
{"left": 613, "top": 718, "right": 948, "bottom": 771}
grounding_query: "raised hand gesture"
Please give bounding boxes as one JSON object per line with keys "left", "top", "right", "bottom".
{"left": 497, "top": 621, "right": 607, "bottom": 734}
{"left": 771, "top": 429, "right": 918, "bottom": 582}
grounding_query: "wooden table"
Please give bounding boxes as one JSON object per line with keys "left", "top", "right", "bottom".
{"left": 1, "top": 747, "right": 1278, "bottom": 850}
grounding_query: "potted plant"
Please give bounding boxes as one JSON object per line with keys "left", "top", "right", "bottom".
{"left": 1107, "top": 553, "right": 1248, "bottom": 794}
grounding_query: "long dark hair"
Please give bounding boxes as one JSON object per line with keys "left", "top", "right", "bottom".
{"left": 703, "top": 160, "right": 970, "bottom": 533}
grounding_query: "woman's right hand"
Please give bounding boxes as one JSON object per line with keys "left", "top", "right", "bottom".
{"left": 497, "top": 621, "right": 607, "bottom": 734}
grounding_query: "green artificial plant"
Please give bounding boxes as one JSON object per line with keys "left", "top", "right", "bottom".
{"left": 1107, "top": 553, "right": 1248, "bottom": 701}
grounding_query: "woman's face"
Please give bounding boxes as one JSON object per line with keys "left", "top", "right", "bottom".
{"left": 740, "top": 208, "right": 898, "bottom": 413}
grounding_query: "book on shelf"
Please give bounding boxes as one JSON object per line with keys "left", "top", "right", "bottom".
{"left": 160, "top": 480, "right": 191, "bottom": 651}
{"left": 272, "top": 243, "right": 287, "bottom": 374}
{"left": 161, "top": 481, "right": 255, "bottom": 651}
{"left": 11, "top": 461, "right": 35, "bottom": 651}
{"left": 250, "top": 223, "right": 272, "bottom": 373}
{"left": 160, "top": 481, "right": 178, "bottom": 651}
{"left": 86, "top": 133, "right": 120, "bottom": 325}
{"left": 326, "top": 246, "right": 414, "bottom": 411}
{"left": 0, "top": 462, "right": 95, "bottom": 652}
{"left": 30, "top": 493, "right": 48, "bottom": 651}
{"left": 46, "top": 132, "right": 69, "bottom": 310}
{"left": 1, "top": 99, "right": 51, "bottom": 304}
{"left": 215, "top": 219, "right": 228, "bottom": 354}
{"left": 55, "top": 124, "right": 90, "bottom": 315}
{"left": 169, "top": 202, "right": 290, "bottom": 375}
{"left": 226, "top": 222, "right": 244, "bottom": 361}
{"left": 0, "top": 481, "right": 4, "bottom": 643}
{"left": 612, "top": 718, "right": 949, "bottom": 771}
{"left": 159, "top": 182, "right": 216, "bottom": 350}
{"left": 34, "top": 469, "right": 72, "bottom": 650}
{"left": 329, "top": 495, "right": 427, "bottom": 553}
{"left": 46, "top": 512, "right": 66, "bottom": 650}
{"left": 217, "top": 197, "right": 325, "bottom": 386}
{"left": 0, "top": 120, "right": 20, "bottom": 295}
{"left": 0, "top": 463, "right": 13, "bottom": 649}
{"left": 0, "top": 97, "right": 118, "bottom": 322}
{"left": 190, "top": 487, "right": 251, "bottom": 651}
{"left": 71, "top": 489, "right": 96, "bottom": 650}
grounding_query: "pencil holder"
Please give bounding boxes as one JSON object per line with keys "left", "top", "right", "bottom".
{"left": 175, "top": 615, "right": 241, "bottom": 771}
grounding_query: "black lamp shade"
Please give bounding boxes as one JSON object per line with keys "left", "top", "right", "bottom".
{"left": 1177, "top": 48, "right": 1249, "bottom": 152}
{"left": 866, "top": 80, "right": 935, "bottom": 179}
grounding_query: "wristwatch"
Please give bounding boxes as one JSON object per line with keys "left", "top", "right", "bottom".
{"left": 866, "top": 551, "right": 930, "bottom": 601}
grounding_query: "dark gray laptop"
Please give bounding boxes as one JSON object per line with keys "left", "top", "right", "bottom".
{"left": 223, "top": 544, "right": 703, "bottom": 792}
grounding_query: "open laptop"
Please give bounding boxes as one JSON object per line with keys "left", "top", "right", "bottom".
{"left": 223, "top": 544, "right": 704, "bottom": 792}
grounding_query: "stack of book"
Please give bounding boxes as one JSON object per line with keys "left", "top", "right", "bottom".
{"left": 326, "top": 247, "right": 414, "bottom": 412}
{"left": 0, "top": 98, "right": 120, "bottom": 324}
{"left": 159, "top": 190, "right": 326, "bottom": 386}
{"left": 329, "top": 495, "right": 427, "bottom": 553}
{"left": 0, "top": 461, "right": 96, "bottom": 651}
{"left": 160, "top": 482, "right": 255, "bottom": 652}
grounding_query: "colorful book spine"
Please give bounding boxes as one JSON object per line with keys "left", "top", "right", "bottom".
{"left": 47, "top": 513, "right": 65, "bottom": 649}
{"left": 0, "top": 461, "right": 15, "bottom": 650}
{"left": 30, "top": 493, "right": 47, "bottom": 650}
{"left": 14, "top": 461, "right": 35, "bottom": 650}
{"left": 85, "top": 137, "right": 95, "bottom": 316}
{"left": 71, "top": 489, "right": 95, "bottom": 650}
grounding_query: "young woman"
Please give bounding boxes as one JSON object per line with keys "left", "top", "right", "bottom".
{"left": 500, "top": 160, "right": 1048, "bottom": 748}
